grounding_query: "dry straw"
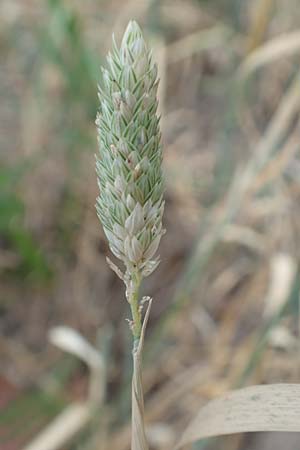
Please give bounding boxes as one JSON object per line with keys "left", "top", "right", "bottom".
{"left": 96, "top": 20, "right": 164, "bottom": 450}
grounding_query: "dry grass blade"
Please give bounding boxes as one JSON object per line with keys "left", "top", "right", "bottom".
{"left": 248, "top": 75, "right": 300, "bottom": 170}
{"left": 263, "top": 253, "right": 297, "bottom": 318}
{"left": 239, "top": 30, "right": 300, "bottom": 78}
{"left": 22, "top": 403, "right": 91, "bottom": 450}
{"left": 175, "top": 384, "right": 300, "bottom": 449}
{"left": 230, "top": 73, "right": 300, "bottom": 208}
{"left": 247, "top": 0, "right": 274, "bottom": 53}
{"left": 131, "top": 299, "right": 152, "bottom": 450}
{"left": 167, "top": 25, "right": 231, "bottom": 64}
{"left": 251, "top": 129, "right": 299, "bottom": 195}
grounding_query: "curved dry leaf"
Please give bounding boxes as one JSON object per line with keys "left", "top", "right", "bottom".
{"left": 176, "top": 384, "right": 300, "bottom": 449}
{"left": 239, "top": 31, "right": 300, "bottom": 79}
{"left": 49, "top": 326, "right": 103, "bottom": 370}
{"left": 23, "top": 403, "right": 91, "bottom": 450}
{"left": 263, "top": 253, "right": 297, "bottom": 318}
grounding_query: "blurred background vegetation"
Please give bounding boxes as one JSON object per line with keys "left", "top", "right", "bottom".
{"left": 1, "top": 0, "right": 300, "bottom": 449}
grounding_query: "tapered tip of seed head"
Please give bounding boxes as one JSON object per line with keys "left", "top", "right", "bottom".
{"left": 124, "top": 20, "right": 142, "bottom": 38}
{"left": 121, "top": 20, "right": 146, "bottom": 52}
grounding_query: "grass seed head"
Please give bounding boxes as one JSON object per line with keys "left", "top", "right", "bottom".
{"left": 96, "top": 21, "right": 165, "bottom": 282}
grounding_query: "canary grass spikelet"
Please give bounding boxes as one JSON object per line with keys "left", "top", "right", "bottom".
{"left": 96, "top": 21, "right": 165, "bottom": 307}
